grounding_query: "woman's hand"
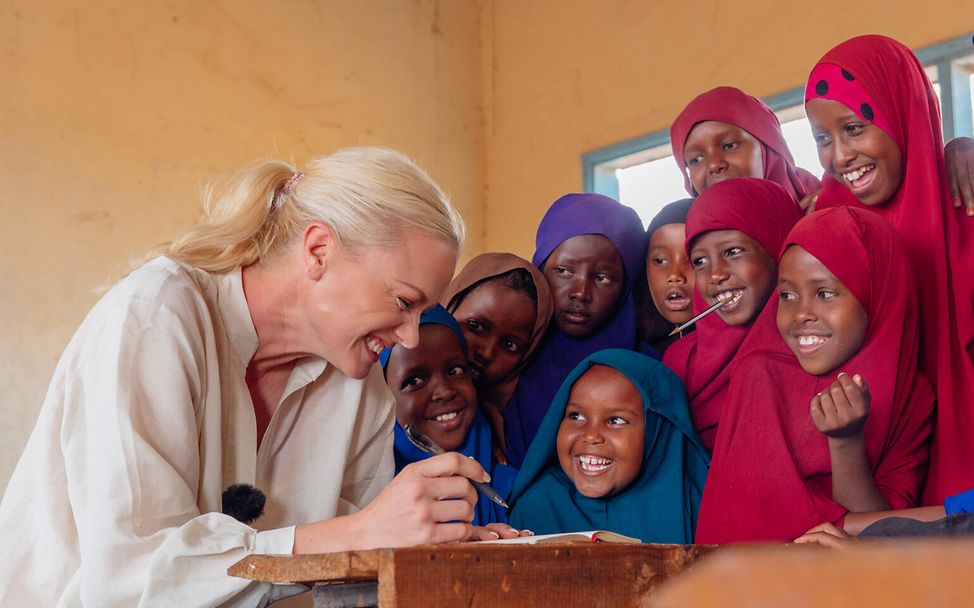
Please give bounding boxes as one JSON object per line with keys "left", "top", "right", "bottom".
{"left": 468, "top": 523, "right": 534, "bottom": 541}
{"left": 294, "top": 452, "right": 487, "bottom": 553}
{"left": 810, "top": 373, "right": 870, "bottom": 439}
{"left": 794, "top": 522, "right": 859, "bottom": 550}
{"left": 945, "top": 136, "right": 974, "bottom": 216}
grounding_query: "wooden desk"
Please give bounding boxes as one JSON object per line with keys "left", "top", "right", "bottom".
{"left": 229, "top": 542, "right": 716, "bottom": 607}
{"left": 650, "top": 539, "right": 974, "bottom": 608}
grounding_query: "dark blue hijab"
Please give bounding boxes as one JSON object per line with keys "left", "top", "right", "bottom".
{"left": 380, "top": 305, "right": 517, "bottom": 526}
{"left": 503, "top": 193, "right": 650, "bottom": 467}
{"left": 508, "top": 349, "right": 709, "bottom": 542}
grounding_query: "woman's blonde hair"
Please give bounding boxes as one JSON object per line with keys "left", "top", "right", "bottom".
{"left": 150, "top": 147, "right": 464, "bottom": 273}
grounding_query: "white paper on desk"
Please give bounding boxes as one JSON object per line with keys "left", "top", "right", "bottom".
{"left": 479, "top": 530, "right": 641, "bottom": 544}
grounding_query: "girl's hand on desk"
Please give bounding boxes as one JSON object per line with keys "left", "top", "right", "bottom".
{"left": 469, "top": 523, "right": 534, "bottom": 541}
{"left": 793, "top": 522, "right": 859, "bottom": 550}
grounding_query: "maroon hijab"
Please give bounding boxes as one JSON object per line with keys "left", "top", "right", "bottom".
{"left": 805, "top": 35, "right": 974, "bottom": 502}
{"left": 671, "top": 86, "right": 820, "bottom": 200}
{"left": 695, "top": 208, "right": 934, "bottom": 543}
{"left": 662, "top": 178, "right": 801, "bottom": 452}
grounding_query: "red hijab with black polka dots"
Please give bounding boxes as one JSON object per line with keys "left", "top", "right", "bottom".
{"left": 805, "top": 34, "right": 974, "bottom": 503}
{"left": 670, "top": 86, "right": 820, "bottom": 200}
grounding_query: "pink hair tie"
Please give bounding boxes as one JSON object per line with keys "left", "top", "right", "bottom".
{"left": 282, "top": 171, "right": 305, "bottom": 195}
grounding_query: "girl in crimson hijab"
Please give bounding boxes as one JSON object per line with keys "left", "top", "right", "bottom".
{"left": 662, "top": 178, "right": 802, "bottom": 453}
{"left": 804, "top": 34, "right": 974, "bottom": 504}
{"left": 671, "top": 86, "right": 821, "bottom": 204}
{"left": 696, "top": 208, "right": 934, "bottom": 543}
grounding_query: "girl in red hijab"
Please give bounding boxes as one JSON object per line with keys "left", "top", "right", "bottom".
{"left": 671, "top": 86, "right": 821, "bottom": 204}
{"left": 662, "top": 178, "right": 802, "bottom": 453}
{"left": 804, "top": 35, "right": 974, "bottom": 504}
{"left": 695, "top": 208, "right": 934, "bottom": 543}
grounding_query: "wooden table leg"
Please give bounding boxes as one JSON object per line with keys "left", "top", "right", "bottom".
{"left": 312, "top": 581, "right": 378, "bottom": 608}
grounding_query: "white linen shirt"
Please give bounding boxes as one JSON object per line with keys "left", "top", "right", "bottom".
{"left": 0, "top": 257, "right": 396, "bottom": 607}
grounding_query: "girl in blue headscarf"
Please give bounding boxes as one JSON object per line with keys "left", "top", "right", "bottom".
{"left": 508, "top": 349, "right": 709, "bottom": 543}
{"left": 380, "top": 305, "right": 518, "bottom": 528}
{"left": 504, "top": 193, "right": 654, "bottom": 468}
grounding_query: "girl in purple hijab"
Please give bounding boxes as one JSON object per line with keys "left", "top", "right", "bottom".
{"left": 503, "top": 193, "right": 653, "bottom": 467}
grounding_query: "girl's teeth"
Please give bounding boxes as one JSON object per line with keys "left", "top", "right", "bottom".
{"left": 578, "top": 455, "right": 613, "bottom": 471}
{"left": 717, "top": 290, "right": 743, "bottom": 305}
{"left": 798, "top": 335, "right": 826, "bottom": 346}
{"left": 843, "top": 165, "right": 874, "bottom": 182}
{"left": 435, "top": 411, "right": 459, "bottom": 422}
{"left": 366, "top": 338, "right": 384, "bottom": 355}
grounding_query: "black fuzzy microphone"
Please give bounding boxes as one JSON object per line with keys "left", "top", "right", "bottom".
{"left": 221, "top": 484, "right": 266, "bottom": 525}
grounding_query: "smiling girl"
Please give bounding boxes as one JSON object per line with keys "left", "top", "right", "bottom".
{"left": 695, "top": 207, "right": 934, "bottom": 543}
{"left": 662, "top": 178, "right": 802, "bottom": 452}
{"left": 440, "top": 253, "right": 553, "bottom": 459}
{"left": 804, "top": 35, "right": 974, "bottom": 504}
{"left": 671, "top": 86, "right": 821, "bottom": 208}
{"left": 507, "top": 349, "right": 709, "bottom": 542}
{"left": 502, "top": 194, "right": 649, "bottom": 468}
{"left": 380, "top": 305, "right": 520, "bottom": 531}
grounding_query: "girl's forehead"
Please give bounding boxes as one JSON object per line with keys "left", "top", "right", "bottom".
{"left": 686, "top": 119, "right": 752, "bottom": 143}
{"left": 464, "top": 280, "right": 533, "bottom": 309}
{"left": 649, "top": 224, "right": 686, "bottom": 247}
{"left": 692, "top": 228, "right": 754, "bottom": 249}
{"left": 570, "top": 365, "right": 642, "bottom": 403}
{"left": 552, "top": 234, "right": 622, "bottom": 262}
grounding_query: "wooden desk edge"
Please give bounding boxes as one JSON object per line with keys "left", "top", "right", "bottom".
{"left": 228, "top": 542, "right": 719, "bottom": 585}
{"left": 228, "top": 549, "right": 392, "bottom": 584}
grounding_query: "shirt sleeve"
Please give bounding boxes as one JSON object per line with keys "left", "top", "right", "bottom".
{"left": 338, "top": 374, "right": 396, "bottom": 514}
{"left": 63, "top": 284, "right": 300, "bottom": 607}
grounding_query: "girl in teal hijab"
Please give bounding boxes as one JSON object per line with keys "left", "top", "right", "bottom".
{"left": 508, "top": 349, "right": 709, "bottom": 542}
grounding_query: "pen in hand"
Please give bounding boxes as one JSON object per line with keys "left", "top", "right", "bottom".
{"left": 403, "top": 424, "right": 510, "bottom": 509}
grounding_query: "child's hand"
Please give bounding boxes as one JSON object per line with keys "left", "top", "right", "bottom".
{"left": 810, "top": 373, "right": 870, "bottom": 439}
{"left": 492, "top": 444, "right": 509, "bottom": 466}
{"left": 468, "top": 523, "right": 533, "bottom": 541}
{"left": 945, "top": 136, "right": 974, "bottom": 216}
{"left": 793, "top": 522, "right": 859, "bottom": 550}
{"left": 797, "top": 188, "right": 820, "bottom": 214}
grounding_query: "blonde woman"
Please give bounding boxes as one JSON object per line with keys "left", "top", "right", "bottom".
{"left": 0, "top": 148, "right": 491, "bottom": 606}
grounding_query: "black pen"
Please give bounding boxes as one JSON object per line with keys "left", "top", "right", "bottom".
{"left": 403, "top": 424, "right": 509, "bottom": 509}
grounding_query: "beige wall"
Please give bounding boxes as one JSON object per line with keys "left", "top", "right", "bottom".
{"left": 0, "top": 0, "right": 486, "bottom": 490}
{"left": 2, "top": 0, "right": 971, "bottom": 492}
